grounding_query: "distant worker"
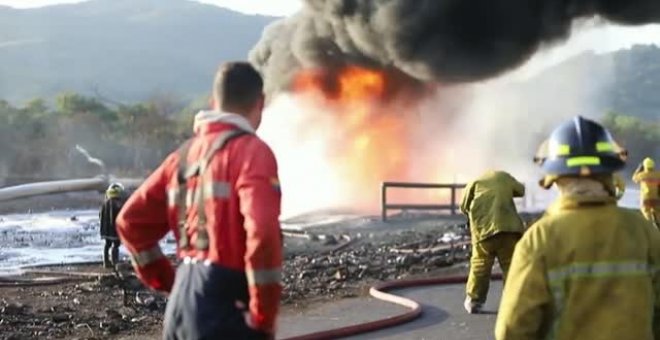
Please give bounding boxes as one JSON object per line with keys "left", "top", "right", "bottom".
{"left": 117, "top": 62, "right": 282, "bottom": 339}
{"left": 99, "top": 182, "right": 125, "bottom": 268}
{"left": 460, "top": 170, "right": 525, "bottom": 314}
{"left": 496, "top": 116, "right": 660, "bottom": 340}
{"left": 633, "top": 157, "right": 660, "bottom": 227}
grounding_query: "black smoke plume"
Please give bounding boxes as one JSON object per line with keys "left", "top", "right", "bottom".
{"left": 249, "top": 0, "right": 660, "bottom": 96}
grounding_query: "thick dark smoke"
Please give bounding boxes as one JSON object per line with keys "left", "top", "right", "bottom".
{"left": 249, "top": 0, "right": 660, "bottom": 96}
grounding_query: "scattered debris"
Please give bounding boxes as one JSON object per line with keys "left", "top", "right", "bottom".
{"left": 0, "top": 213, "right": 541, "bottom": 339}
{"left": 281, "top": 225, "right": 471, "bottom": 305}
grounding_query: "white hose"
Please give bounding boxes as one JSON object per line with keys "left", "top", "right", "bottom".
{"left": 0, "top": 177, "right": 144, "bottom": 202}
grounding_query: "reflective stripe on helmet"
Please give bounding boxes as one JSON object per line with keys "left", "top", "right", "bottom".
{"left": 246, "top": 268, "right": 282, "bottom": 286}
{"left": 536, "top": 116, "right": 626, "bottom": 177}
{"left": 566, "top": 156, "right": 600, "bottom": 167}
{"left": 550, "top": 143, "right": 571, "bottom": 157}
{"left": 130, "top": 246, "right": 165, "bottom": 267}
{"left": 596, "top": 142, "right": 614, "bottom": 152}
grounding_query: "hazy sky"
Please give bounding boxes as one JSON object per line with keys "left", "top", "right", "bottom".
{"left": 0, "top": 0, "right": 303, "bottom": 15}
{"left": 1, "top": 0, "right": 659, "bottom": 78}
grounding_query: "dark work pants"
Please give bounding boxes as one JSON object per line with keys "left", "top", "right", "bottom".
{"left": 103, "top": 239, "right": 120, "bottom": 265}
{"left": 163, "top": 261, "right": 269, "bottom": 340}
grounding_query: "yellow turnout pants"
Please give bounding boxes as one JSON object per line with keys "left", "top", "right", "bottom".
{"left": 642, "top": 206, "right": 660, "bottom": 228}
{"left": 466, "top": 232, "right": 521, "bottom": 304}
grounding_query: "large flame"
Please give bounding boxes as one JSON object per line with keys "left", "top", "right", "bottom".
{"left": 293, "top": 67, "right": 412, "bottom": 199}
{"left": 259, "top": 65, "right": 462, "bottom": 217}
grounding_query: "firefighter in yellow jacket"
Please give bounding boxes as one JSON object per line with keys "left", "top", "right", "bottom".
{"left": 495, "top": 116, "right": 660, "bottom": 340}
{"left": 633, "top": 157, "right": 660, "bottom": 227}
{"left": 460, "top": 170, "right": 525, "bottom": 313}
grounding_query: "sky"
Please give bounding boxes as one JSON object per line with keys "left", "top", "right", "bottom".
{"left": 1, "top": 0, "right": 660, "bottom": 77}
{"left": 0, "top": 0, "right": 304, "bottom": 16}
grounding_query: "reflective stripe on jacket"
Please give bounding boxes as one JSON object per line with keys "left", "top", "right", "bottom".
{"left": 117, "top": 113, "right": 282, "bottom": 333}
{"left": 495, "top": 195, "right": 660, "bottom": 340}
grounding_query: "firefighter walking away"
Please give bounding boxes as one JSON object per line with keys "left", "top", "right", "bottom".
{"left": 99, "top": 182, "right": 125, "bottom": 268}
{"left": 460, "top": 170, "right": 525, "bottom": 314}
{"left": 496, "top": 116, "right": 660, "bottom": 340}
{"left": 117, "top": 62, "right": 282, "bottom": 340}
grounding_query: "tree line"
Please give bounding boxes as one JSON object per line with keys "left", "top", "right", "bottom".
{"left": 0, "top": 93, "right": 657, "bottom": 185}
{"left": 602, "top": 111, "right": 660, "bottom": 175}
{"left": 0, "top": 93, "right": 201, "bottom": 185}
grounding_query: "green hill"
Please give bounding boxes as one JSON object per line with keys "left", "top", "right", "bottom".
{"left": 0, "top": 0, "right": 275, "bottom": 104}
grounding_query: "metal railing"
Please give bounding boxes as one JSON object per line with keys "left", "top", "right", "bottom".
{"left": 381, "top": 182, "right": 466, "bottom": 221}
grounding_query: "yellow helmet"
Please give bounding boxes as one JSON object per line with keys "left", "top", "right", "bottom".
{"left": 106, "top": 182, "right": 124, "bottom": 199}
{"left": 643, "top": 157, "right": 655, "bottom": 171}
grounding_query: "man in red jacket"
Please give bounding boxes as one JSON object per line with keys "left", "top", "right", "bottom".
{"left": 117, "top": 61, "right": 282, "bottom": 339}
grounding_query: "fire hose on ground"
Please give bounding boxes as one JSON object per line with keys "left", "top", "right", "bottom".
{"left": 280, "top": 240, "right": 479, "bottom": 340}
{"left": 0, "top": 238, "right": 496, "bottom": 339}
{"left": 3, "top": 263, "right": 502, "bottom": 340}
{"left": 282, "top": 272, "right": 502, "bottom": 340}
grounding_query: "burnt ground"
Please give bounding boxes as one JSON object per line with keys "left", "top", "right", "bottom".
{"left": 0, "top": 272, "right": 163, "bottom": 340}
{"left": 0, "top": 195, "right": 542, "bottom": 340}
{"left": 1, "top": 223, "right": 474, "bottom": 340}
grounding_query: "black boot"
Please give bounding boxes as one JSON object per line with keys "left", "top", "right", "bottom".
{"left": 111, "top": 242, "right": 119, "bottom": 267}
{"left": 103, "top": 240, "right": 112, "bottom": 268}
{"left": 103, "top": 251, "right": 112, "bottom": 268}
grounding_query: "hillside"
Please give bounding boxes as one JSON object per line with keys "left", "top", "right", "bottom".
{"left": 0, "top": 0, "right": 275, "bottom": 103}
{"left": 1, "top": 0, "right": 659, "bottom": 123}
{"left": 524, "top": 44, "right": 660, "bottom": 121}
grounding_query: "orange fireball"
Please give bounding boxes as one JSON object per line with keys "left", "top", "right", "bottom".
{"left": 292, "top": 66, "right": 449, "bottom": 212}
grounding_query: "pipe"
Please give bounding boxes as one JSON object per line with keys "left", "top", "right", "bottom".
{"left": 282, "top": 273, "right": 502, "bottom": 340}
{"left": 0, "top": 178, "right": 107, "bottom": 202}
{"left": 0, "top": 177, "right": 144, "bottom": 202}
{"left": 0, "top": 275, "right": 94, "bottom": 287}
{"left": 21, "top": 269, "right": 113, "bottom": 279}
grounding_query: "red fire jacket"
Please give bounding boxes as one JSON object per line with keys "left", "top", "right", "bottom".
{"left": 117, "top": 114, "right": 282, "bottom": 333}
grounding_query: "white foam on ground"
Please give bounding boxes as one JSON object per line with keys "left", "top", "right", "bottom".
{"left": 0, "top": 210, "right": 175, "bottom": 275}
{"left": 0, "top": 189, "right": 643, "bottom": 276}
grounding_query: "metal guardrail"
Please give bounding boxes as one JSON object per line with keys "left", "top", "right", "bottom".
{"left": 381, "top": 182, "right": 466, "bottom": 221}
